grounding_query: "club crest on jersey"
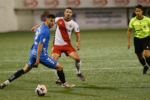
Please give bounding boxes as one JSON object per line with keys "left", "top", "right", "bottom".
{"left": 143, "top": 25, "right": 146, "bottom": 28}
{"left": 60, "top": 22, "right": 62, "bottom": 24}
{"left": 69, "top": 24, "right": 72, "bottom": 28}
{"left": 43, "top": 38, "right": 46, "bottom": 42}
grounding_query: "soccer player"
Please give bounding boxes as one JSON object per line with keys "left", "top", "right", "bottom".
{"left": 31, "top": 7, "right": 85, "bottom": 84}
{"left": 127, "top": 4, "right": 150, "bottom": 74}
{"left": 0, "top": 14, "right": 75, "bottom": 89}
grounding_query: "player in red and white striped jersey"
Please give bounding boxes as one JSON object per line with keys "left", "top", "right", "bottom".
{"left": 31, "top": 7, "right": 85, "bottom": 84}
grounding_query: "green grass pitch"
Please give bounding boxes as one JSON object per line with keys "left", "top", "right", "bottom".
{"left": 0, "top": 29, "right": 150, "bottom": 100}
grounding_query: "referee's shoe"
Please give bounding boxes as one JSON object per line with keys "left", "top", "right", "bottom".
{"left": 143, "top": 66, "right": 149, "bottom": 74}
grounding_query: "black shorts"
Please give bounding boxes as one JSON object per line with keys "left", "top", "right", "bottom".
{"left": 134, "top": 36, "right": 150, "bottom": 54}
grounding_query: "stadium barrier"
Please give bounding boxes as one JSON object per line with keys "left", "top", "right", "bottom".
{"left": 0, "top": 0, "right": 150, "bottom": 32}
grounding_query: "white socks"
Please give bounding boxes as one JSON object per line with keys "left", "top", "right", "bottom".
{"left": 75, "top": 61, "right": 82, "bottom": 74}
{"left": 54, "top": 69, "right": 59, "bottom": 79}
{"left": 54, "top": 61, "right": 82, "bottom": 79}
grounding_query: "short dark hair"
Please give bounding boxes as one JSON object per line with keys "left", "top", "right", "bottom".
{"left": 47, "top": 14, "right": 56, "bottom": 18}
{"left": 135, "top": 4, "right": 143, "bottom": 10}
{"left": 65, "top": 7, "right": 73, "bottom": 12}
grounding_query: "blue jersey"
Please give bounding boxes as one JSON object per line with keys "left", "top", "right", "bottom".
{"left": 30, "top": 24, "right": 50, "bottom": 57}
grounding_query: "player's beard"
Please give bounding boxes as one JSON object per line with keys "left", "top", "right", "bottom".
{"left": 66, "top": 15, "right": 71, "bottom": 20}
{"left": 48, "top": 23, "right": 51, "bottom": 28}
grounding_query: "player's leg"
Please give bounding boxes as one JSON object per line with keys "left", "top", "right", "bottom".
{"left": 136, "top": 53, "right": 149, "bottom": 74}
{"left": 40, "top": 56, "right": 75, "bottom": 87}
{"left": 143, "top": 50, "right": 150, "bottom": 70}
{"left": 141, "top": 36, "right": 150, "bottom": 73}
{"left": 52, "top": 53, "right": 60, "bottom": 61}
{"left": 68, "top": 51, "right": 85, "bottom": 81}
{"left": 143, "top": 50, "right": 150, "bottom": 63}
{"left": 51, "top": 45, "right": 62, "bottom": 84}
{"left": 0, "top": 64, "right": 32, "bottom": 89}
{"left": 134, "top": 37, "right": 149, "bottom": 74}
{"left": 52, "top": 53, "right": 61, "bottom": 78}
{"left": 52, "top": 53, "right": 62, "bottom": 84}
{"left": 143, "top": 36, "right": 150, "bottom": 66}
{"left": 54, "top": 62, "right": 75, "bottom": 88}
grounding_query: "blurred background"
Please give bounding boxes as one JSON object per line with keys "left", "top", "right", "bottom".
{"left": 0, "top": 0, "right": 150, "bottom": 33}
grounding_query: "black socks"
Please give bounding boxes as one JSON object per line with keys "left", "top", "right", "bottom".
{"left": 139, "top": 58, "right": 147, "bottom": 67}
{"left": 57, "top": 70, "right": 66, "bottom": 84}
{"left": 146, "top": 57, "right": 150, "bottom": 66}
{"left": 8, "top": 69, "right": 24, "bottom": 82}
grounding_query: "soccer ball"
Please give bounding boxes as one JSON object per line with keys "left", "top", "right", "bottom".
{"left": 35, "top": 84, "right": 47, "bottom": 96}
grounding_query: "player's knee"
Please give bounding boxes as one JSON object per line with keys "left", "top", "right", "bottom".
{"left": 52, "top": 56, "right": 57, "bottom": 60}
{"left": 55, "top": 63, "right": 63, "bottom": 71}
{"left": 75, "top": 57, "right": 80, "bottom": 62}
{"left": 23, "top": 65, "right": 32, "bottom": 73}
{"left": 23, "top": 69, "right": 27, "bottom": 73}
{"left": 138, "top": 56, "right": 143, "bottom": 60}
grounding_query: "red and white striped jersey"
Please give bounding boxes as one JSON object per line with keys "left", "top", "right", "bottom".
{"left": 54, "top": 17, "right": 80, "bottom": 45}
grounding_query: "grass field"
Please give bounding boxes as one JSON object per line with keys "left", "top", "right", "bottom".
{"left": 0, "top": 29, "right": 150, "bottom": 100}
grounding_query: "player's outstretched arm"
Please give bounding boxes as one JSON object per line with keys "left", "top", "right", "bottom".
{"left": 127, "top": 28, "right": 132, "bottom": 49}
{"left": 76, "top": 33, "right": 80, "bottom": 50}
{"left": 34, "top": 43, "right": 44, "bottom": 66}
{"left": 31, "top": 23, "right": 45, "bottom": 32}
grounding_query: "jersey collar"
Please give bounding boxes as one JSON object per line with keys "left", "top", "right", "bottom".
{"left": 63, "top": 18, "right": 71, "bottom": 22}
{"left": 136, "top": 15, "right": 144, "bottom": 20}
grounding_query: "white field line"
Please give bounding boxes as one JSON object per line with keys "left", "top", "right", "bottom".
{"left": 0, "top": 67, "right": 141, "bottom": 73}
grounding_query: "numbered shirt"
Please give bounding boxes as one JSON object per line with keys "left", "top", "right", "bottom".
{"left": 30, "top": 24, "right": 50, "bottom": 57}
{"left": 54, "top": 17, "right": 80, "bottom": 45}
{"left": 129, "top": 15, "right": 150, "bottom": 39}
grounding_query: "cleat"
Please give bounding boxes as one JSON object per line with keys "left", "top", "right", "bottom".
{"left": 55, "top": 79, "right": 62, "bottom": 85}
{"left": 143, "top": 66, "right": 149, "bottom": 74}
{"left": 77, "top": 73, "right": 86, "bottom": 81}
{"left": 62, "top": 82, "right": 75, "bottom": 88}
{"left": 0, "top": 80, "right": 9, "bottom": 89}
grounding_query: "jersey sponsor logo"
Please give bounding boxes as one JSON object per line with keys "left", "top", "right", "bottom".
{"left": 47, "top": 57, "right": 54, "bottom": 64}
{"left": 45, "top": 0, "right": 59, "bottom": 7}
{"left": 69, "top": 24, "right": 72, "bottom": 28}
{"left": 66, "top": 0, "right": 81, "bottom": 7}
{"left": 114, "top": 0, "right": 129, "bottom": 6}
{"left": 93, "top": 0, "right": 107, "bottom": 6}
{"left": 24, "top": 0, "right": 38, "bottom": 8}
{"left": 43, "top": 38, "right": 46, "bottom": 42}
{"left": 137, "top": 0, "right": 150, "bottom": 6}
{"left": 143, "top": 25, "right": 146, "bottom": 28}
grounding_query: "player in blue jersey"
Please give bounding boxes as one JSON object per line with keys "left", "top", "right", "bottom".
{"left": 0, "top": 14, "right": 75, "bottom": 89}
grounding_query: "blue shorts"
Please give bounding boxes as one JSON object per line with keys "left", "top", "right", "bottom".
{"left": 27, "top": 56, "right": 57, "bottom": 68}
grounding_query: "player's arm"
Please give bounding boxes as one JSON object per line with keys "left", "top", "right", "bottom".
{"left": 74, "top": 22, "right": 80, "bottom": 50}
{"left": 76, "top": 33, "right": 80, "bottom": 50}
{"left": 127, "top": 28, "right": 132, "bottom": 49}
{"left": 31, "top": 23, "right": 45, "bottom": 32}
{"left": 34, "top": 43, "right": 44, "bottom": 66}
{"left": 127, "top": 18, "right": 134, "bottom": 49}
